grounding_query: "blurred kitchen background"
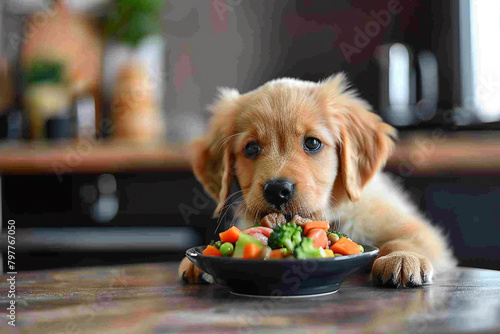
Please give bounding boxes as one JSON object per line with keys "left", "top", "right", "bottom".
{"left": 0, "top": 0, "right": 499, "bottom": 271}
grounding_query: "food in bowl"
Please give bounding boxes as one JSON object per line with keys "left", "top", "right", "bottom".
{"left": 202, "top": 214, "right": 364, "bottom": 260}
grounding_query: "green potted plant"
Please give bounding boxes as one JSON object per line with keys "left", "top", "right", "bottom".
{"left": 105, "top": 0, "right": 163, "bottom": 47}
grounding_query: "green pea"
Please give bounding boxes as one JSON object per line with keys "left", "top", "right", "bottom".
{"left": 219, "top": 242, "right": 234, "bottom": 256}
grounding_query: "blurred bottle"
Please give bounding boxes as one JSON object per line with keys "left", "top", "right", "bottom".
{"left": 376, "top": 43, "right": 417, "bottom": 127}
{"left": 415, "top": 51, "right": 439, "bottom": 123}
{"left": 73, "top": 94, "right": 96, "bottom": 139}
{"left": 0, "top": 56, "right": 14, "bottom": 113}
{"left": 0, "top": 109, "right": 22, "bottom": 140}
{"left": 45, "top": 115, "right": 73, "bottom": 141}
{"left": 112, "top": 61, "right": 163, "bottom": 142}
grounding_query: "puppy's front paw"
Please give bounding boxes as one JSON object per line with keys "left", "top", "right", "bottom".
{"left": 372, "top": 251, "right": 433, "bottom": 287}
{"left": 178, "top": 257, "right": 214, "bottom": 284}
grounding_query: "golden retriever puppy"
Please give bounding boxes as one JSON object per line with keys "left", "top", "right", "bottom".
{"left": 180, "top": 74, "right": 456, "bottom": 287}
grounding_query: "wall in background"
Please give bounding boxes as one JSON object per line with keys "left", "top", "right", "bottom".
{"left": 162, "top": 1, "right": 296, "bottom": 142}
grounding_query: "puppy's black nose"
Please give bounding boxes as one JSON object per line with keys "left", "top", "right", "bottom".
{"left": 263, "top": 178, "right": 295, "bottom": 209}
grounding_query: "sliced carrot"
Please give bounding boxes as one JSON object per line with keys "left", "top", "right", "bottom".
{"left": 219, "top": 226, "right": 242, "bottom": 244}
{"left": 306, "top": 229, "right": 328, "bottom": 249}
{"left": 330, "top": 237, "right": 360, "bottom": 255}
{"left": 269, "top": 249, "right": 285, "bottom": 259}
{"left": 202, "top": 245, "right": 222, "bottom": 257}
{"left": 303, "top": 221, "right": 330, "bottom": 235}
{"left": 243, "top": 243, "right": 263, "bottom": 259}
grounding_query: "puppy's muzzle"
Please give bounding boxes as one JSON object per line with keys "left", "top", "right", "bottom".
{"left": 263, "top": 178, "right": 296, "bottom": 210}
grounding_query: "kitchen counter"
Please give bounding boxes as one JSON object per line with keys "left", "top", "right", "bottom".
{"left": 2, "top": 263, "right": 500, "bottom": 333}
{"left": 0, "top": 131, "right": 499, "bottom": 174}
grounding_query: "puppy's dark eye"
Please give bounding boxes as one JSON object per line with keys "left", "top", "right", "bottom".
{"left": 244, "top": 141, "right": 262, "bottom": 159}
{"left": 303, "top": 137, "right": 322, "bottom": 153}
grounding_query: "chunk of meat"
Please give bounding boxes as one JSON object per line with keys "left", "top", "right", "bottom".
{"left": 259, "top": 213, "right": 313, "bottom": 228}
{"left": 246, "top": 232, "right": 268, "bottom": 245}
{"left": 289, "top": 215, "right": 312, "bottom": 228}
{"left": 260, "top": 213, "right": 286, "bottom": 228}
{"left": 242, "top": 227, "right": 273, "bottom": 238}
{"left": 242, "top": 227, "right": 273, "bottom": 245}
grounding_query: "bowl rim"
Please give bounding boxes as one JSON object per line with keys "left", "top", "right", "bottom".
{"left": 186, "top": 244, "right": 379, "bottom": 264}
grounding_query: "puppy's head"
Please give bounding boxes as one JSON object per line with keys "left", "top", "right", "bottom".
{"left": 191, "top": 74, "right": 396, "bottom": 222}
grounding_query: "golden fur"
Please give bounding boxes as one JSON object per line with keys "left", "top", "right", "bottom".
{"left": 181, "top": 74, "right": 456, "bottom": 287}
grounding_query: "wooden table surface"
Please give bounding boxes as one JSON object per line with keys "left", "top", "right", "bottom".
{"left": 1, "top": 263, "right": 499, "bottom": 334}
{"left": 0, "top": 131, "right": 499, "bottom": 175}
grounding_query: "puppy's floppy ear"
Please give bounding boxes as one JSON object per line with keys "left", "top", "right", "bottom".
{"left": 320, "top": 74, "right": 397, "bottom": 202}
{"left": 191, "top": 88, "right": 240, "bottom": 216}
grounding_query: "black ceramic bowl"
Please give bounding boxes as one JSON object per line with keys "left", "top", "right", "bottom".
{"left": 186, "top": 245, "right": 379, "bottom": 297}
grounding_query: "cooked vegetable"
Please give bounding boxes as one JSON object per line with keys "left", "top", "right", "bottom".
{"left": 327, "top": 231, "right": 349, "bottom": 239}
{"left": 219, "top": 226, "right": 242, "bottom": 244}
{"left": 303, "top": 221, "right": 330, "bottom": 235}
{"left": 259, "top": 246, "right": 272, "bottom": 259}
{"left": 269, "top": 248, "right": 286, "bottom": 259}
{"left": 294, "top": 237, "right": 326, "bottom": 259}
{"left": 306, "top": 228, "right": 328, "bottom": 249}
{"left": 268, "top": 222, "right": 303, "bottom": 252}
{"left": 219, "top": 242, "right": 234, "bottom": 256}
{"left": 201, "top": 215, "right": 364, "bottom": 260}
{"left": 233, "top": 233, "right": 264, "bottom": 258}
{"left": 327, "top": 232, "right": 339, "bottom": 244}
{"left": 330, "top": 237, "right": 361, "bottom": 255}
{"left": 202, "top": 245, "right": 222, "bottom": 257}
{"left": 209, "top": 240, "right": 222, "bottom": 249}
{"left": 243, "top": 243, "right": 263, "bottom": 259}
{"left": 324, "top": 249, "right": 335, "bottom": 258}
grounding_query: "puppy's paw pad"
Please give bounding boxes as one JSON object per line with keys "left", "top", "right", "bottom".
{"left": 178, "top": 257, "right": 213, "bottom": 284}
{"left": 372, "top": 251, "right": 433, "bottom": 288}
